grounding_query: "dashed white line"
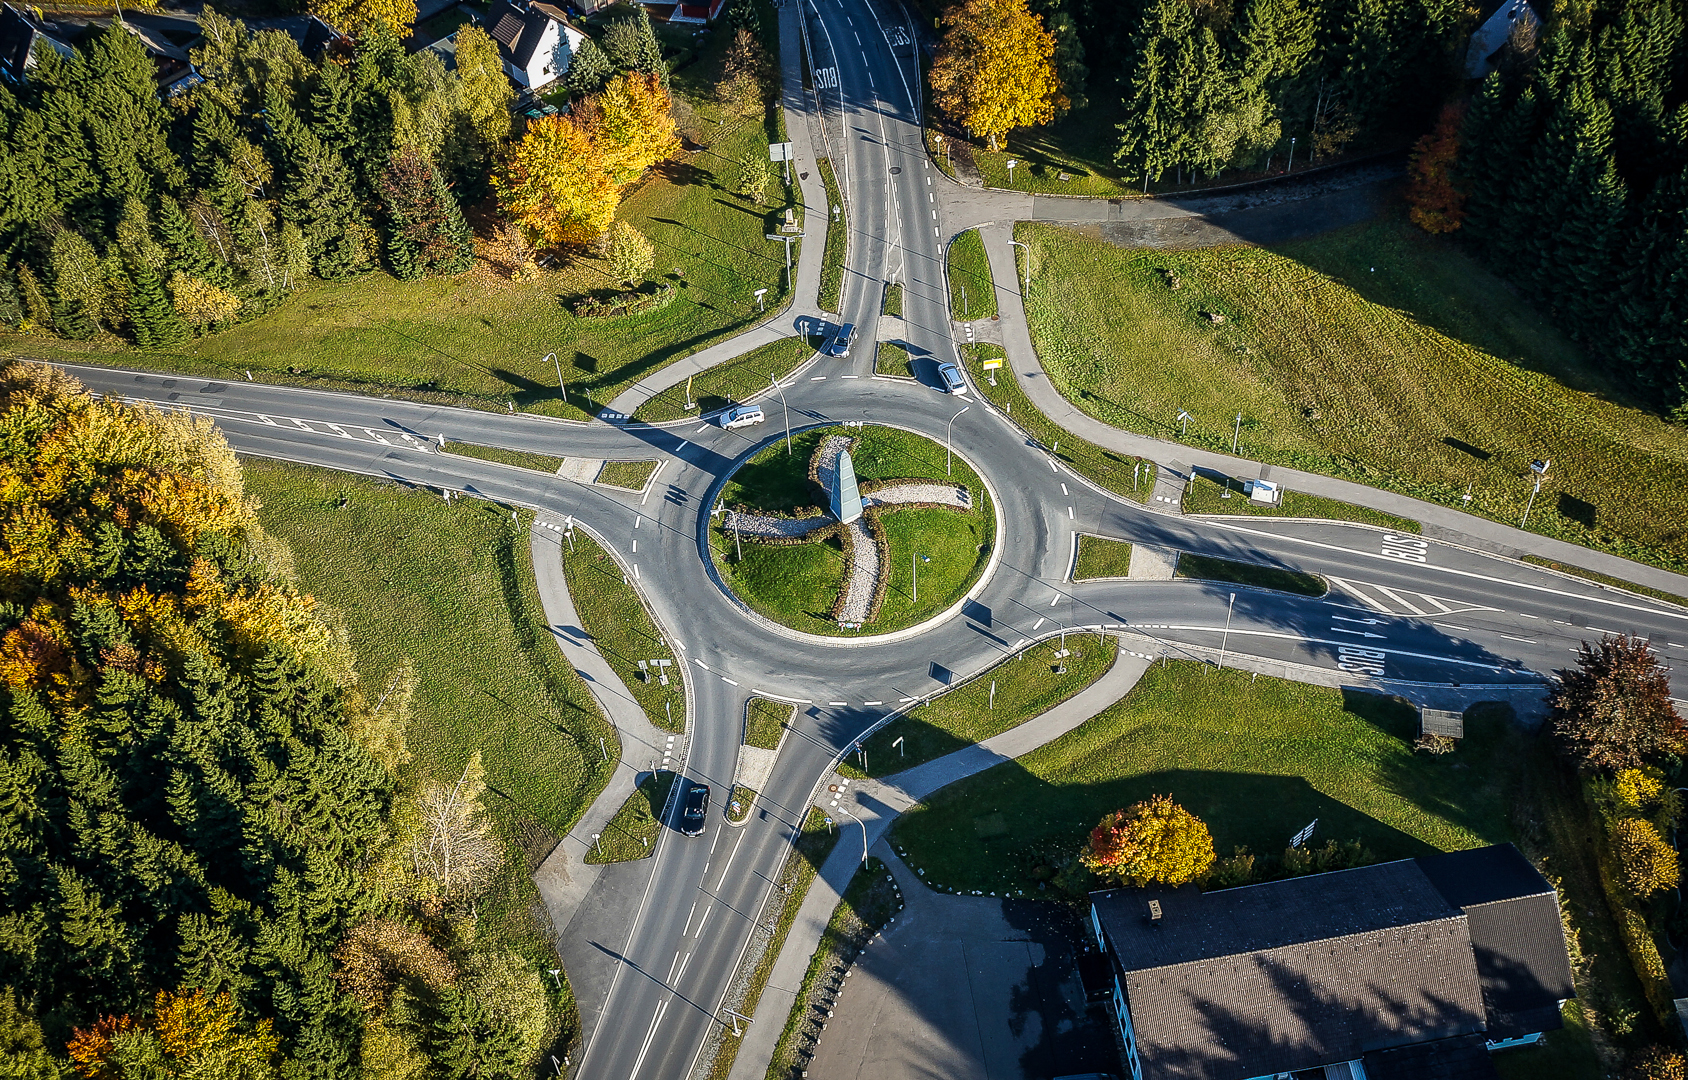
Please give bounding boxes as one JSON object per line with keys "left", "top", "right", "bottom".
{"left": 1519, "top": 613, "right": 1539, "bottom": 618}
{"left": 635, "top": 516, "right": 642, "bottom": 529}
{"left": 693, "top": 658, "right": 710, "bottom": 670}
{"left": 1496, "top": 633, "right": 1537, "bottom": 644}
{"left": 1050, "top": 594, "right": 1061, "bottom": 606}
{"left": 695, "top": 423, "right": 708, "bottom": 432}
{"left": 1060, "top": 483, "right": 1068, "bottom": 495}
{"left": 864, "top": 700, "right": 883, "bottom": 706}
{"left": 631, "top": 539, "right": 638, "bottom": 552}
{"left": 811, "top": 375, "right": 827, "bottom": 380}
{"left": 1068, "top": 506, "right": 1074, "bottom": 519}
{"left": 829, "top": 700, "right": 848, "bottom": 706}
{"left": 722, "top": 677, "right": 739, "bottom": 686}
{"left": 1433, "top": 622, "right": 1472, "bottom": 632}
{"left": 1032, "top": 618, "right": 1046, "bottom": 630}
{"left": 842, "top": 374, "right": 860, "bottom": 379}
{"left": 1011, "top": 638, "right": 1028, "bottom": 649}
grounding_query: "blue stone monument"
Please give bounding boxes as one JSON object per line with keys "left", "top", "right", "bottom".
{"left": 830, "top": 448, "right": 863, "bottom": 524}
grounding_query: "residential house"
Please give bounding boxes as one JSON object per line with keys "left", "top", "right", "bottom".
{"left": 1088, "top": 843, "right": 1575, "bottom": 1080}
{"left": 643, "top": 0, "right": 726, "bottom": 24}
{"left": 486, "top": 0, "right": 586, "bottom": 89}
{"left": 0, "top": 4, "right": 72, "bottom": 84}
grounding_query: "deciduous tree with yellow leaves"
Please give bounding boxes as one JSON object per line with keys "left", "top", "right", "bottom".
{"left": 309, "top": 0, "right": 416, "bottom": 39}
{"left": 929, "top": 0, "right": 1064, "bottom": 150}
{"left": 581, "top": 71, "right": 681, "bottom": 187}
{"left": 493, "top": 115, "right": 620, "bottom": 246}
{"left": 1081, "top": 794, "right": 1215, "bottom": 887}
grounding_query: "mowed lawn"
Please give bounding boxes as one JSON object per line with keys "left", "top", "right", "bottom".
{"left": 1019, "top": 217, "right": 1688, "bottom": 571}
{"left": 245, "top": 461, "right": 615, "bottom": 840}
{"left": 892, "top": 661, "right": 1527, "bottom": 897}
{"left": 14, "top": 37, "right": 795, "bottom": 420}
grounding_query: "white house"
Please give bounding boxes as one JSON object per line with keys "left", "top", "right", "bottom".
{"left": 486, "top": 0, "right": 587, "bottom": 90}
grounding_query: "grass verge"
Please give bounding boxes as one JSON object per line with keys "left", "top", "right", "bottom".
{"left": 947, "top": 228, "right": 997, "bottom": 321}
{"left": 727, "top": 785, "right": 756, "bottom": 824}
{"left": 818, "top": 157, "right": 845, "bottom": 313}
{"left": 1074, "top": 535, "right": 1134, "bottom": 580}
{"left": 631, "top": 335, "right": 820, "bottom": 423}
{"left": 1522, "top": 556, "right": 1688, "bottom": 610}
{"left": 1017, "top": 216, "right": 1688, "bottom": 574}
{"left": 595, "top": 460, "right": 659, "bottom": 490}
{"left": 1185, "top": 475, "right": 1422, "bottom": 533}
{"left": 745, "top": 697, "right": 792, "bottom": 750}
{"left": 765, "top": 857, "right": 903, "bottom": 1080}
{"left": 875, "top": 341, "right": 913, "bottom": 378}
{"left": 698, "top": 808, "right": 839, "bottom": 1080}
{"left": 584, "top": 772, "right": 677, "bottom": 864}
{"left": 882, "top": 282, "right": 902, "bottom": 317}
{"left": 1176, "top": 552, "right": 1327, "bottom": 598}
{"left": 838, "top": 635, "right": 1115, "bottom": 780}
{"left": 1492, "top": 1002, "right": 1605, "bottom": 1080}
{"left": 958, "top": 344, "right": 1153, "bottom": 503}
{"left": 714, "top": 425, "right": 994, "bottom": 635}
{"left": 442, "top": 442, "right": 564, "bottom": 473}
{"left": 891, "top": 662, "right": 1530, "bottom": 898}
{"left": 558, "top": 529, "right": 686, "bottom": 732}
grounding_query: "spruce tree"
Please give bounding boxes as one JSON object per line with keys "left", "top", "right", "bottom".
{"left": 1455, "top": 72, "right": 1510, "bottom": 246}
{"left": 263, "top": 89, "right": 370, "bottom": 280}
{"left": 13, "top": 262, "right": 51, "bottom": 331}
{"left": 603, "top": 8, "right": 668, "bottom": 86}
{"left": 377, "top": 150, "right": 473, "bottom": 279}
{"left": 127, "top": 259, "right": 190, "bottom": 349}
{"left": 565, "top": 37, "right": 615, "bottom": 98}
{"left": 156, "top": 194, "right": 232, "bottom": 287}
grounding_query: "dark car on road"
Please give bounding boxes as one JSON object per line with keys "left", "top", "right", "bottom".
{"left": 825, "top": 322, "right": 855, "bottom": 357}
{"left": 680, "top": 783, "right": 710, "bottom": 836}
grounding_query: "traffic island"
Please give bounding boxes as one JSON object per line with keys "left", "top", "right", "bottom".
{"left": 584, "top": 771, "right": 676, "bottom": 864}
{"left": 710, "top": 424, "right": 995, "bottom": 636}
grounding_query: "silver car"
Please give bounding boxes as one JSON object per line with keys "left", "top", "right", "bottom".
{"left": 937, "top": 361, "right": 967, "bottom": 394}
{"left": 721, "top": 404, "right": 765, "bottom": 429}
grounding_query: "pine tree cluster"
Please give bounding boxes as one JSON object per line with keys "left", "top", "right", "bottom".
{"left": 1458, "top": 0, "right": 1688, "bottom": 412}
{"left": 0, "top": 10, "right": 503, "bottom": 348}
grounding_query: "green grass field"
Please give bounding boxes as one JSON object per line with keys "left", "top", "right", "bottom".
{"left": 1018, "top": 216, "right": 1688, "bottom": 572}
{"left": 947, "top": 229, "right": 997, "bottom": 321}
{"left": 1074, "top": 535, "right": 1133, "bottom": 580}
{"left": 714, "top": 425, "right": 995, "bottom": 635}
{"left": 744, "top": 697, "right": 791, "bottom": 749}
{"left": 585, "top": 772, "right": 676, "bottom": 864}
{"left": 1176, "top": 552, "right": 1327, "bottom": 597}
{"left": 965, "top": 100, "right": 1139, "bottom": 198}
{"left": 959, "top": 344, "right": 1154, "bottom": 504}
{"left": 630, "top": 335, "right": 820, "bottom": 422}
{"left": 442, "top": 442, "right": 564, "bottom": 474}
{"left": 1184, "top": 475, "right": 1422, "bottom": 533}
{"left": 838, "top": 635, "right": 1115, "bottom": 779}
{"left": 882, "top": 282, "right": 902, "bottom": 317}
{"left": 246, "top": 462, "right": 615, "bottom": 841}
{"left": 892, "top": 662, "right": 1529, "bottom": 897}
{"left": 595, "top": 460, "right": 659, "bottom": 490}
{"left": 875, "top": 342, "right": 913, "bottom": 378}
{"left": 15, "top": 34, "right": 796, "bottom": 421}
{"left": 818, "top": 157, "right": 845, "bottom": 313}
{"left": 558, "top": 530, "right": 686, "bottom": 733}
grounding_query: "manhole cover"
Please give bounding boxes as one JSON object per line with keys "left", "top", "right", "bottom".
{"left": 889, "top": 166, "right": 902, "bottom": 174}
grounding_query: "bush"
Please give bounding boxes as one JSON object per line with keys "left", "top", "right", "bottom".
{"left": 1280, "top": 838, "right": 1373, "bottom": 877}
{"left": 1204, "top": 846, "right": 1256, "bottom": 889}
{"left": 570, "top": 283, "right": 676, "bottom": 319}
{"left": 1081, "top": 795, "right": 1216, "bottom": 887}
{"left": 1611, "top": 816, "right": 1680, "bottom": 897}
{"left": 1628, "top": 1046, "right": 1687, "bottom": 1080}
{"left": 1414, "top": 732, "right": 1456, "bottom": 755}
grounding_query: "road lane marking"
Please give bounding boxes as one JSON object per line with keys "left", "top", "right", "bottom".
{"left": 692, "top": 905, "right": 711, "bottom": 937}
{"left": 811, "top": 375, "right": 827, "bottom": 380}
{"left": 1050, "top": 594, "right": 1061, "bottom": 606}
{"left": 1434, "top": 622, "right": 1473, "bottom": 632}
{"left": 864, "top": 700, "right": 883, "bottom": 706}
{"left": 1032, "top": 617, "right": 1045, "bottom": 630}
{"left": 1011, "top": 638, "right": 1028, "bottom": 648}
{"left": 1047, "top": 458, "right": 1058, "bottom": 473}
{"left": 1497, "top": 633, "right": 1538, "bottom": 643}
{"left": 683, "top": 901, "right": 699, "bottom": 935}
{"left": 693, "top": 658, "right": 709, "bottom": 669}
{"left": 1068, "top": 506, "right": 1074, "bottom": 519}
{"left": 628, "top": 998, "right": 673, "bottom": 1079}
{"left": 695, "top": 423, "right": 708, "bottom": 432}
{"left": 1372, "top": 584, "right": 1426, "bottom": 615}
{"left": 675, "top": 951, "right": 693, "bottom": 983}
{"left": 667, "top": 951, "right": 683, "bottom": 980}
{"left": 1520, "top": 613, "right": 1539, "bottom": 618}
{"left": 631, "top": 539, "right": 637, "bottom": 552}
{"left": 715, "top": 832, "right": 746, "bottom": 888}
{"left": 829, "top": 700, "right": 848, "bottom": 706}
{"left": 1060, "top": 483, "right": 1068, "bottom": 495}
{"left": 722, "top": 677, "right": 738, "bottom": 686}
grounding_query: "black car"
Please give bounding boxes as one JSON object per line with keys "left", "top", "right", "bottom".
{"left": 680, "top": 783, "right": 710, "bottom": 836}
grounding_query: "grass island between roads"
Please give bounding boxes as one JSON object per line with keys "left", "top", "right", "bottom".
{"left": 712, "top": 424, "right": 996, "bottom": 636}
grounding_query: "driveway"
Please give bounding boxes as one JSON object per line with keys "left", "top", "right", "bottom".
{"left": 805, "top": 850, "right": 1120, "bottom": 1080}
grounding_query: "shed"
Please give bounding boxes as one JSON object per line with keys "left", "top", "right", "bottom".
{"left": 1421, "top": 707, "right": 1466, "bottom": 739}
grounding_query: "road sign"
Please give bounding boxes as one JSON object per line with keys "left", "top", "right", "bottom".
{"left": 982, "top": 358, "right": 1002, "bottom": 370}
{"left": 768, "top": 141, "right": 795, "bottom": 162}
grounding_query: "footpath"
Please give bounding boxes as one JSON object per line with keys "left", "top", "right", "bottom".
{"left": 603, "top": 2, "right": 832, "bottom": 418}
{"left": 973, "top": 221, "right": 1688, "bottom": 598}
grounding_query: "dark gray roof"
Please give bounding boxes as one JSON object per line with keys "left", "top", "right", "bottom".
{"left": 1417, "top": 845, "right": 1575, "bottom": 1039}
{"left": 1093, "top": 862, "right": 1486, "bottom": 1080}
{"left": 1364, "top": 1033, "right": 1500, "bottom": 1080}
{"left": 486, "top": 0, "right": 552, "bottom": 69}
{"left": 0, "top": 4, "right": 67, "bottom": 82}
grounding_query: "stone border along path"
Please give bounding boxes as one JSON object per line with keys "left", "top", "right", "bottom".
{"left": 722, "top": 434, "right": 975, "bottom": 625}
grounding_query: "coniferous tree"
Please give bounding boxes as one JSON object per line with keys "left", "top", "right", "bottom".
{"left": 565, "top": 37, "right": 615, "bottom": 98}
{"left": 127, "top": 259, "right": 191, "bottom": 348}
{"left": 264, "top": 89, "right": 370, "bottom": 280}
{"left": 602, "top": 8, "right": 668, "bottom": 86}
{"left": 156, "top": 194, "right": 231, "bottom": 287}
{"left": 13, "top": 262, "right": 51, "bottom": 331}
{"left": 377, "top": 150, "right": 472, "bottom": 279}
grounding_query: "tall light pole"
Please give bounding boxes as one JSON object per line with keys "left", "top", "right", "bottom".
{"left": 1218, "top": 592, "right": 1236, "bottom": 670}
{"left": 1287, "top": 136, "right": 1297, "bottom": 173}
{"left": 946, "top": 406, "right": 969, "bottom": 475}
{"left": 913, "top": 552, "right": 929, "bottom": 601}
{"left": 1007, "top": 239, "right": 1031, "bottom": 294}
{"left": 1521, "top": 459, "right": 1550, "bottom": 528}
{"left": 1232, "top": 412, "right": 1243, "bottom": 454}
{"left": 543, "top": 352, "right": 562, "bottom": 396}
{"left": 836, "top": 801, "right": 868, "bottom": 868}
{"left": 769, "top": 374, "right": 791, "bottom": 455}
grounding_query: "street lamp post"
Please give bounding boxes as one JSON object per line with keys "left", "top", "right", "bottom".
{"left": 1521, "top": 459, "right": 1551, "bottom": 528}
{"left": 1218, "top": 592, "right": 1236, "bottom": 670}
{"left": 913, "top": 552, "right": 929, "bottom": 601}
{"left": 946, "top": 406, "right": 969, "bottom": 475}
{"left": 544, "top": 352, "right": 563, "bottom": 398}
{"left": 836, "top": 801, "right": 868, "bottom": 868}
{"left": 770, "top": 374, "right": 792, "bottom": 455}
{"left": 1287, "top": 137, "right": 1297, "bottom": 173}
{"left": 1008, "top": 239, "right": 1031, "bottom": 294}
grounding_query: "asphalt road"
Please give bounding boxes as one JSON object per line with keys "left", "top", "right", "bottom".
{"left": 45, "top": 0, "right": 1688, "bottom": 1073}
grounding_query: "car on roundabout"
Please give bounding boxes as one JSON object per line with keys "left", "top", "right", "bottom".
{"left": 680, "top": 783, "right": 710, "bottom": 836}
{"left": 720, "top": 404, "right": 765, "bottom": 429}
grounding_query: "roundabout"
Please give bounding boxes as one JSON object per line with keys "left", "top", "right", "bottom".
{"left": 708, "top": 423, "right": 997, "bottom": 637}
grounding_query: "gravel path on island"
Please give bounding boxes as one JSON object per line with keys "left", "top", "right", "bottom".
{"left": 836, "top": 517, "right": 879, "bottom": 624}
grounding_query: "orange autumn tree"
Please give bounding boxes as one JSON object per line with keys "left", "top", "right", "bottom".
{"left": 493, "top": 114, "right": 620, "bottom": 246}
{"left": 1407, "top": 102, "right": 1467, "bottom": 234}
{"left": 1081, "top": 794, "right": 1216, "bottom": 886}
{"left": 68, "top": 989, "right": 279, "bottom": 1079}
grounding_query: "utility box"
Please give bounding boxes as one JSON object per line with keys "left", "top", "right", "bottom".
{"left": 1245, "top": 479, "right": 1281, "bottom": 505}
{"left": 1420, "top": 708, "right": 1465, "bottom": 739}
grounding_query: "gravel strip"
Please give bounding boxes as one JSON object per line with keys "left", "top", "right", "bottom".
{"left": 725, "top": 511, "right": 833, "bottom": 540}
{"left": 835, "top": 517, "right": 879, "bottom": 624}
{"left": 867, "top": 481, "right": 972, "bottom": 510}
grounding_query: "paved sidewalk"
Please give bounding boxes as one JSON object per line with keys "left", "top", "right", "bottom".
{"left": 603, "top": 1, "right": 832, "bottom": 418}
{"left": 975, "top": 222, "right": 1688, "bottom": 597}
{"left": 526, "top": 516, "right": 678, "bottom": 1047}
{"left": 726, "top": 647, "right": 1151, "bottom": 1080}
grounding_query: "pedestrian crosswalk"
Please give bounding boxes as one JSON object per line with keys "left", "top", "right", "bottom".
{"left": 1326, "top": 576, "right": 1497, "bottom": 618}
